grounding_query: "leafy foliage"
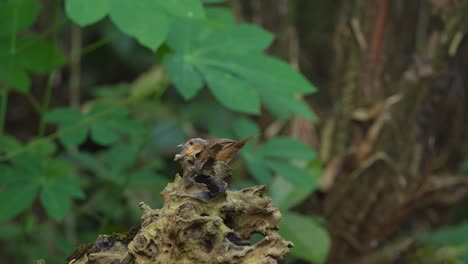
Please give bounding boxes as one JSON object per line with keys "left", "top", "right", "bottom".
{"left": 0, "top": 0, "right": 65, "bottom": 92}
{"left": 65, "top": 0, "right": 205, "bottom": 50}
{"left": 44, "top": 104, "right": 143, "bottom": 147}
{"left": 280, "top": 212, "right": 330, "bottom": 264}
{"left": 0, "top": 0, "right": 327, "bottom": 263}
{"left": 164, "top": 18, "right": 316, "bottom": 118}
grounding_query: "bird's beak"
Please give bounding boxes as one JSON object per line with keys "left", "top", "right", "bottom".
{"left": 177, "top": 143, "right": 184, "bottom": 148}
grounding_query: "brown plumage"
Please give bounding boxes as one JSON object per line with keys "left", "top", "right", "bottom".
{"left": 178, "top": 136, "right": 253, "bottom": 164}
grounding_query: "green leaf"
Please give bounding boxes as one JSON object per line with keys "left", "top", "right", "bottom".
{"left": 128, "top": 169, "right": 168, "bottom": 187}
{"left": 265, "top": 160, "right": 315, "bottom": 187}
{"left": 27, "top": 138, "right": 57, "bottom": 156}
{"left": 90, "top": 121, "right": 119, "bottom": 145}
{"left": 199, "top": 24, "right": 273, "bottom": 53}
{"left": 65, "top": 0, "right": 109, "bottom": 26}
{"left": 233, "top": 117, "right": 260, "bottom": 139}
{"left": 104, "top": 143, "right": 138, "bottom": 171}
{"left": 202, "top": 0, "right": 225, "bottom": 3}
{"left": 18, "top": 37, "right": 66, "bottom": 73}
{"left": 109, "top": 0, "right": 168, "bottom": 51}
{"left": 419, "top": 223, "right": 468, "bottom": 246}
{"left": 39, "top": 177, "right": 84, "bottom": 221}
{"left": 258, "top": 137, "right": 316, "bottom": 160}
{"left": 0, "top": 37, "right": 65, "bottom": 92}
{"left": 167, "top": 18, "right": 206, "bottom": 53}
{"left": 244, "top": 153, "right": 272, "bottom": 184}
{"left": 270, "top": 176, "right": 313, "bottom": 210}
{"left": 70, "top": 151, "right": 107, "bottom": 177}
{"left": 163, "top": 53, "right": 204, "bottom": 99}
{"left": 40, "top": 183, "right": 70, "bottom": 221}
{"left": 0, "top": 134, "right": 21, "bottom": 154}
{"left": 45, "top": 108, "right": 88, "bottom": 147}
{"left": 158, "top": 0, "right": 205, "bottom": 19}
{"left": 0, "top": 0, "right": 41, "bottom": 36}
{"left": 0, "top": 182, "right": 40, "bottom": 221}
{"left": 280, "top": 212, "right": 330, "bottom": 263}
{"left": 205, "top": 7, "right": 235, "bottom": 28}
{"left": 0, "top": 53, "right": 30, "bottom": 92}
{"left": 200, "top": 66, "right": 260, "bottom": 114}
{"left": 200, "top": 53, "right": 316, "bottom": 94}
{"left": 259, "top": 90, "right": 315, "bottom": 120}
{"left": 163, "top": 17, "right": 317, "bottom": 119}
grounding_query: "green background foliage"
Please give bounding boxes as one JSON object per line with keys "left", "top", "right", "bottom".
{"left": 0, "top": 0, "right": 328, "bottom": 263}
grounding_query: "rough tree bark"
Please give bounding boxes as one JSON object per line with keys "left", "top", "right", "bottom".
{"left": 232, "top": 0, "right": 468, "bottom": 263}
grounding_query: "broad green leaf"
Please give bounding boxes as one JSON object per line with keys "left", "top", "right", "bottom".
{"left": 104, "top": 143, "right": 138, "bottom": 171}
{"left": 109, "top": 0, "right": 168, "bottom": 51}
{"left": 44, "top": 108, "right": 83, "bottom": 123}
{"left": 70, "top": 151, "right": 107, "bottom": 177}
{"left": 205, "top": 7, "right": 235, "bottom": 28}
{"left": 0, "top": 165, "right": 18, "bottom": 184}
{"left": 419, "top": 223, "right": 468, "bottom": 246}
{"left": 244, "top": 153, "right": 272, "bottom": 184}
{"left": 265, "top": 160, "right": 315, "bottom": 187}
{"left": 88, "top": 104, "right": 143, "bottom": 144}
{"left": 199, "top": 24, "right": 273, "bottom": 53}
{"left": 233, "top": 117, "right": 260, "bottom": 139}
{"left": 258, "top": 137, "right": 316, "bottom": 160}
{"left": 163, "top": 53, "right": 204, "bottom": 99}
{"left": 259, "top": 90, "right": 315, "bottom": 120}
{"left": 93, "top": 83, "right": 129, "bottom": 98}
{"left": 128, "top": 169, "right": 168, "bottom": 187}
{"left": 39, "top": 176, "right": 84, "bottom": 221}
{"left": 65, "top": 0, "right": 109, "bottom": 26}
{"left": 167, "top": 18, "right": 206, "bottom": 53}
{"left": 88, "top": 103, "right": 128, "bottom": 118}
{"left": 270, "top": 176, "right": 313, "bottom": 210}
{"left": 200, "top": 66, "right": 260, "bottom": 114}
{"left": 159, "top": 0, "right": 205, "bottom": 19}
{"left": 16, "top": 37, "right": 66, "bottom": 73}
{"left": 44, "top": 158, "right": 74, "bottom": 178}
{"left": 280, "top": 212, "right": 330, "bottom": 264}
{"left": 0, "top": 55, "right": 30, "bottom": 92}
{"left": 0, "top": 134, "right": 21, "bottom": 153}
{"left": 40, "top": 181, "right": 71, "bottom": 221}
{"left": 27, "top": 138, "right": 57, "bottom": 156}
{"left": 0, "top": 37, "right": 64, "bottom": 91}
{"left": 0, "top": 181, "right": 40, "bottom": 221}
{"left": 45, "top": 108, "right": 88, "bottom": 147}
{"left": 202, "top": 0, "right": 225, "bottom": 3}
{"left": 59, "top": 123, "right": 88, "bottom": 147}
{"left": 10, "top": 152, "right": 43, "bottom": 177}
{"left": 0, "top": 0, "right": 41, "bottom": 36}
{"left": 199, "top": 53, "right": 316, "bottom": 94}
{"left": 90, "top": 121, "right": 119, "bottom": 145}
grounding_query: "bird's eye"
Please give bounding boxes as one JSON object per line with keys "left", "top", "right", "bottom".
{"left": 189, "top": 141, "right": 193, "bottom": 145}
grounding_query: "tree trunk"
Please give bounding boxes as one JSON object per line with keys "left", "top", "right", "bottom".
{"left": 232, "top": 0, "right": 468, "bottom": 262}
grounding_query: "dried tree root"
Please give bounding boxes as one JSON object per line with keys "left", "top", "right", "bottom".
{"left": 67, "top": 139, "right": 293, "bottom": 264}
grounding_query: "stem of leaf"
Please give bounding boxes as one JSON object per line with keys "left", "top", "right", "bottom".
{"left": 38, "top": 72, "right": 56, "bottom": 136}
{"left": 0, "top": 89, "right": 8, "bottom": 135}
{"left": 69, "top": 25, "right": 82, "bottom": 109}
{"left": 38, "top": 0, "right": 61, "bottom": 137}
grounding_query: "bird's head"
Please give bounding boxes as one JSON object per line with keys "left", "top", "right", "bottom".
{"left": 177, "top": 138, "right": 209, "bottom": 156}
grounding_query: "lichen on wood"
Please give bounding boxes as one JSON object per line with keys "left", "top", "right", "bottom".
{"left": 67, "top": 137, "right": 293, "bottom": 264}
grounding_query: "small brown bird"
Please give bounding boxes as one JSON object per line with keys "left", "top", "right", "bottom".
{"left": 176, "top": 136, "right": 253, "bottom": 164}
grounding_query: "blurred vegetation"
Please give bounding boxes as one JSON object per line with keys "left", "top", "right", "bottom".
{"left": 1, "top": 0, "right": 468, "bottom": 263}
{"left": 0, "top": 0, "right": 327, "bottom": 263}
